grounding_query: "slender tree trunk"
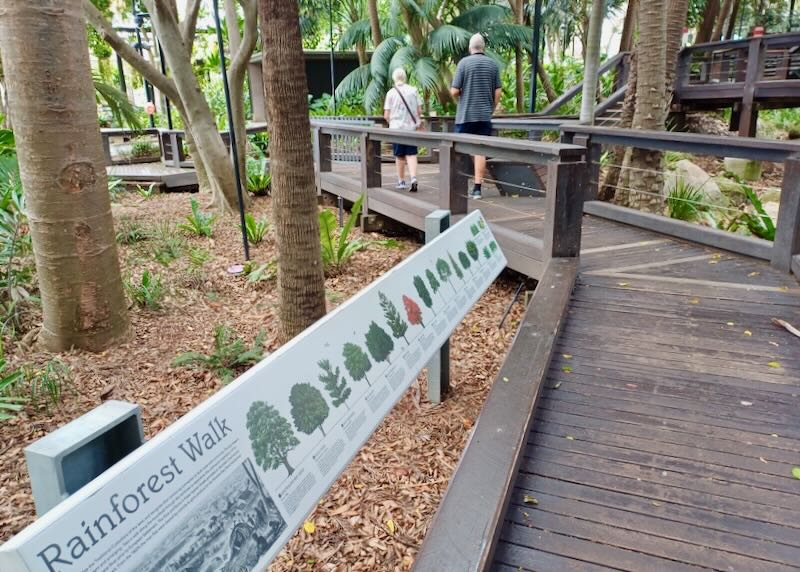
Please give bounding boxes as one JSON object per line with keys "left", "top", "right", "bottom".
{"left": 512, "top": 0, "right": 525, "bottom": 113}
{"left": 537, "top": 62, "right": 558, "bottom": 102}
{"left": 601, "top": 50, "right": 637, "bottom": 201}
{"left": 695, "top": 0, "right": 720, "bottom": 44}
{"left": 665, "top": 0, "right": 690, "bottom": 96}
{"left": 356, "top": 44, "right": 367, "bottom": 66}
{"left": 619, "top": 0, "right": 638, "bottom": 53}
{"left": 627, "top": 0, "right": 667, "bottom": 212}
{"left": 368, "top": 0, "right": 382, "bottom": 47}
{"left": 225, "top": 0, "right": 242, "bottom": 55}
{"left": 713, "top": 0, "right": 734, "bottom": 41}
{"left": 580, "top": 0, "right": 605, "bottom": 123}
{"left": 725, "top": 0, "right": 741, "bottom": 39}
{"left": 0, "top": 0, "right": 128, "bottom": 351}
{"left": 260, "top": 0, "right": 327, "bottom": 340}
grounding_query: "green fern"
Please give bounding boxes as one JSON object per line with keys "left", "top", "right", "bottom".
{"left": 178, "top": 198, "right": 215, "bottom": 237}
{"left": 125, "top": 270, "right": 166, "bottom": 310}
{"left": 242, "top": 213, "right": 269, "bottom": 244}
{"left": 172, "top": 325, "right": 266, "bottom": 383}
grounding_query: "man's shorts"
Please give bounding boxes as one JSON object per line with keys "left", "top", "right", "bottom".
{"left": 455, "top": 121, "right": 493, "bottom": 136}
{"left": 392, "top": 144, "right": 418, "bottom": 157}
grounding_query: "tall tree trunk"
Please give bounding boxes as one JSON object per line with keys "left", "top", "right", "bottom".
{"left": 537, "top": 61, "right": 558, "bottom": 102}
{"left": 225, "top": 0, "right": 242, "bottom": 55}
{"left": 713, "top": 0, "right": 734, "bottom": 41}
{"left": 260, "top": 0, "right": 327, "bottom": 340}
{"left": 695, "top": 0, "right": 720, "bottom": 44}
{"left": 665, "top": 0, "right": 690, "bottom": 96}
{"left": 512, "top": 0, "right": 525, "bottom": 112}
{"left": 627, "top": 0, "right": 667, "bottom": 212}
{"left": 726, "top": 0, "right": 741, "bottom": 39}
{"left": 602, "top": 49, "right": 637, "bottom": 201}
{"left": 0, "top": 0, "right": 128, "bottom": 351}
{"left": 619, "top": 0, "right": 638, "bottom": 53}
{"left": 356, "top": 43, "right": 367, "bottom": 66}
{"left": 580, "top": 0, "right": 605, "bottom": 123}
{"left": 368, "top": 0, "right": 382, "bottom": 47}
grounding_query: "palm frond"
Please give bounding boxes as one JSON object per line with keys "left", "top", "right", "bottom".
{"left": 397, "top": 0, "right": 429, "bottom": 22}
{"left": 486, "top": 23, "right": 533, "bottom": 52}
{"left": 484, "top": 48, "right": 508, "bottom": 69}
{"left": 93, "top": 74, "right": 143, "bottom": 130}
{"left": 427, "top": 25, "right": 471, "bottom": 60}
{"left": 338, "top": 19, "right": 372, "bottom": 50}
{"left": 370, "top": 37, "right": 404, "bottom": 81}
{"left": 414, "top": 57, "right": 441, "bottom": 92}
{"left": 451, "top": 5, "right": 509, "bottom": 30}
{"left": 388, "top": 46, "right": 420, "bottom": 76}
{"left": 364, "top": 78, "right": 386, "bottom": 113}
{"left": 335, "top": 63, "right": 372, "bottom": 99}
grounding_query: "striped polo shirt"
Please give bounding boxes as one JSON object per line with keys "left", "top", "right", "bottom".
{"left": 451, "top": 53, "right": 501, "bottom": 125}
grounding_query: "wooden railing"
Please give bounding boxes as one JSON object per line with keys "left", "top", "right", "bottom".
{"left": 560, "top": 124, "right": 800, "bottom": 273}
{"left": 100, "top": 127, "right": 160, "bottom": 166}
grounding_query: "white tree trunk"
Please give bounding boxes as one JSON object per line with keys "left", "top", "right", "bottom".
{"left": 580, "top": 0, "right": 605, "bottom": 123}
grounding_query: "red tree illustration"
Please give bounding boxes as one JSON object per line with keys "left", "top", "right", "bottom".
{"left": 402, "top": 295, "right": 425, "bottom": 328}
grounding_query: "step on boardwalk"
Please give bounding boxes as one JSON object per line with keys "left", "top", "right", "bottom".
{"left": 315, "top": 154, "right": 800, "bottom": 571}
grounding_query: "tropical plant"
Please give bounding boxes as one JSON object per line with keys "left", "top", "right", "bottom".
{"left": 178, "top": 198, "right": 215, "bottom": 237}
{"left": 736, "top": 186, "right": 776, "bottom": 241}
{"left": 247, "top": 401, "right": 299, "bottom": 476}
{"left": 125, "top": 270, "right": 166, "bottom": 310}
{"left": 243, "top": 212, "right": 270, "bottom": 244}
{"left": 135, "top": 182, "right": 158, "bottom": 198}
{"left": 172, "top": 325, "right": 267, "bottom": 383}
{"left": 342, "top": 342, "right": 372, "bottom": 386}
{"left": 379, "top": 291, "right": 409, "bottom": 343}
{"left": 318, "top": 358, "right": 351, "bottom": 408}
{"left": 93, "top": 72, "right": 143, "bottom": 129}
{"left": 320, "top": 193, "right": 364, "bottom": 270}
{"left": 666, "top": 180, "right": 706, "bottom": 222}
{"left": 289, "top": 382, "right": 330, "bottom": 436}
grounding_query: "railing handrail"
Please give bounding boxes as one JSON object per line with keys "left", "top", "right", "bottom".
{"left": 310, "top": 119, "right": 585, "bottom": 161}
{"left": 682, "top": 31, "right": 800, "bottom": 53}
{"left": 540, "top": 52, "right": 629, "bottom": 115}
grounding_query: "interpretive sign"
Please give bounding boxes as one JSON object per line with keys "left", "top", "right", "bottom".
{"left": 0, "top": 210, "right": 506, "bottom": 572}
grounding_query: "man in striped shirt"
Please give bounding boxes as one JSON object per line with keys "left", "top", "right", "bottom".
{"left": 450, "top": 33, "right": 501, "bottom": 199}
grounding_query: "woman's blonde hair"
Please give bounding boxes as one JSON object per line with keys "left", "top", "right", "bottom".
{"left": 392, "top": 67, "right": 407, "bottom": 85}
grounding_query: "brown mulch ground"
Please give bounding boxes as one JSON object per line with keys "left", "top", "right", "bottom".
{"left": 0, "top": 189, "right": 528, "bottom": 570}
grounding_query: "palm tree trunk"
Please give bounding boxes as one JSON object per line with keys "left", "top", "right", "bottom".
{"left": 260, "top": 0, "right": 327, "bottom": 341}
{"left": 601, "top": 50, "right": 637, "bottom": 202}
{"left": 0, "top": 0, "right": 129, "bottom": 351}
{"left": 627, "top": 0, "right": 667, "bottom": 212}
{"left": 580, "top": 0, "right": 604, "bottom": 123}
{"left": 512, "top": 0, "right": 525, "bottom": 112}
{"left": 368, "top": 0, "right": 382, "bottom": 47}
{"left": 695, "top": 0, "right": 719, "bottom": 44}
{"left": 619, "top": 0, "right": 638, "bottom": 53}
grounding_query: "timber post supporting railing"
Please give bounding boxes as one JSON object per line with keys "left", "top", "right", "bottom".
{"left": 312, "top": 127, "right": 332, "bottom": 193}
{"left": 437, "top": 141, "right": 469, "bottom": 215}
{"left": 544, "top": 159, "right": 586, "bottom": 259}
{"left": 739, "top": 36, "right": 765, "bottom": 137}
{"left": 772, "top": 154, "right": 800, "bottom": 272}
{"left": 359, "top": 132, "right": 382, "bottom": 229}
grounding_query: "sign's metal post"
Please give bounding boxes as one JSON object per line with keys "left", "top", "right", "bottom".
{"left": 425, "top": 209, "right": 451, "bottom": 403}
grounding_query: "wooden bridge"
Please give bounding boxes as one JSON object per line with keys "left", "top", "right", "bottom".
{"left": 309, "top": 119, "right": 800, "bottom": 571}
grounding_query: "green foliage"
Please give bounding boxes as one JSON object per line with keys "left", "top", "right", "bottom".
{"left": 379, "top": 291, "right": 409, "bottom": 343}
{"left": 247, "top": 401, "right": 299, "bottom": 476}
{"left": 0, "top": 125, "right": 15, "bottom": 157}
{"left": 489, "top": 241, "right": 498, "bottom": 252}
{"left": 130, "top": 137, "right": 159, "bottom": 158}
{"left": 108, "top": 177, "right": 125, "bottom": 202}
{"left": 342, "top": 342, "right": 372, "bottom": 386}
{"left": 243, "top": 213, "right": 269, "bottom": 244}
{"left": 483, "top": 246, "right": 491, "bottom": 259}
{"left": 413, "top": 275, "right": 433, "bottom": 313}
{"left": 178, "top": 198, "right": 215, "bottom": 237}
{"left": 465, "top": 240, "right": 479, "bottom": 261}
{"left": 244, "top": 260, "right": 278, "bottom": 283}
{"left": 135, "top": 182, "right": 158, "bottom": 199}
{"left": 470, "top": 224, "right": 479, "bottom": 236}
{"left": 125, "top": 270, "right": 166, "bottom": 310}
{"left": 436, "top": 257, "right": 454, "bottom": 289}
{"left": 318, "top": 359, "right": 351, "bottom": 408}
{"left": 458, "top": 250, "right": 472, "bottom": 272}
{"left": 20, "top": 359, "right": 72, "bottom": 411}
{"left": 289, "top": 382, "right": 330, "bottom": 436}
{"left": 115, "top": 219, "right": 149, "bottom": 245}
{"left": 320, "top": 194, "right": 364, "bottom": 270}
{"left": 153, "top": 236, "right": 184, "bottom": 266}
{"left": 425, "top": 269, "right": 441, "bottom": 298}
{"left": 738, "top": 186, "right": 776, "bottom": 241}
{"left": 172, "top": 325, "right": 266, "bottom": 383}
{"left": 667, "top": 180, "right": 706, "bottom": 222}
{"left": 0, "top": 351, "right": 24, "bottom": 421}
{"left": 364, "top": 320, "right": 394, "bottom": 365}
{"left": 184, "top": 247, "right": 211, "bottom": 288}
{"left": 246, "top": 144, "right": 271, "bottom": 195}
{"left": 93, "top": 73, "right": 142, "bottom": 130}
{"left": 449, "top": 253, "right": 463, "bottom": 280}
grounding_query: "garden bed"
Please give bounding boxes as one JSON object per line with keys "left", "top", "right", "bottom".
{"left": 0, "top": 190, "right": 527, "bottom": 570}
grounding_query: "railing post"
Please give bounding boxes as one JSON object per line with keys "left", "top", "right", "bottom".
{"left": 100, "top": 133, "right": 113, "bottom": 166}
{"left": 359, "top": 132, "right": 381, "bottom": 191}
{"left": 571, "top": 134, "right": 600, "bottom": 202}
{"left": 544, "top": 158, "right": 585, "bottom": 259}
{"left": 425, "top": 209, "right": 451, "bottom": 403}
{"left": 739, "top": 37, "right": 764, "bottom": 137}
{"left": 312, "top": 127, "right": 332, "bottom": 193}
{"left": 168, "top": 132, "right": 181, "bottom": 168}
{"left": 438, "top": 141, "right": 469, "bottom": 214}
{"left": 771, "top": 155, "right": 800, "bottom": 273}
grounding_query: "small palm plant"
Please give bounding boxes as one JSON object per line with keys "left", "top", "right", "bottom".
{"left": 242, "top": 213, "right": 270, "bottom": 244}
{"left": 172, "top": 325, "right": 266, "bottom": 383}
{"left": 178, "top": 198, "right": 215, "bottom": 237}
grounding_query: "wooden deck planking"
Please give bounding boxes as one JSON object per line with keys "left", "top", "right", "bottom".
{"left": 318, "top": 160, "right": 800, "bottom": 572}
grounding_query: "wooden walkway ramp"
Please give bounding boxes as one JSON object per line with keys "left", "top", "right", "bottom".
{"left": 310, "top": 121, "right": 800, "bottom": 571}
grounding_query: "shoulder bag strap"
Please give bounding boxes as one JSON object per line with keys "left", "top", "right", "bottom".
{"left": 394, "top": 87, "right": 418, "bottom": 124}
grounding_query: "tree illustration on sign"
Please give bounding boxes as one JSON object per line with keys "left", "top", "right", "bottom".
{"left": 470, "top": 223, "right": 479, "bottom": 236}
{"left": 458, "top": 251, "right": 472, "bottom": 273}
{"left": 466, "top": 240, "right": 479, "bottom": 262}
{"left": 343, "top": 342, "right": 372, "bottom": 386}
{"left": 436, "top": 257, "right": 457, "bottom": 293}
{"left": 379, "top": 291, "right": 409, "bottom": 344}
{"left": 426, "top": 269, "right": 442, "bottom": 300}
{"left": 449, "top": 253, "right": 464, "bottom": 280}
{"left": 290, "top": 383, "right": 330, "bottom": 437}
{"left": 413, "top": 275, "right": 435, "bottom": 314}
{"left": 365, "top": 320, "right": 394, "bottom": 365}
{"left": 318, "top": 359, "right": 351, "bottom": 408}
{"left": 483, "top": 246, "right": 491, "bottom": 259}
{"left": 478, "top": 217, "right": 486, "bottom": 229}
{"left": 246, "top": 401, "right": 299, "bottom": 477}
{"left": 489, "top": 240, "right": 498, "bottom": 252}
{"left": 403, "top": 294, "right": 425, "bottom": 328}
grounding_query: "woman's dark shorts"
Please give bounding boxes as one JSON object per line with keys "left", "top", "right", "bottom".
{"left": 392, "top": 144, "right": 418, "bottom": 157}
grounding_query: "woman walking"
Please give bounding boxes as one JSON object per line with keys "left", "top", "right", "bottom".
{"left": 383, "top": 68, "right": 422, "bottom": 192}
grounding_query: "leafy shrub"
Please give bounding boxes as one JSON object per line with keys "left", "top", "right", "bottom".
{"left": 243, "top": 213, "right": 269, "bottom": 244}
{"left": 172, "top": 325, "right": 266, "bottom": 383}
{"left": 178, "top": 198, "right": 215, "bottom": 237}
{"left": 246, "top": 145, "right": 271, "bottom": 196}
{"left": 737, "top": 186, "right": 776, "bottom": 241}
{"left": 130, "top": 137, "right": 159, "bottom": 158}
{"left": 115, "top": 219, "right": 150, "bottom": 245}
{"left": 20, "top": 359, "right": 72, "bottom": 411}
{"left": 667, "top": 180, "right": 706, "bottom": 222}
{"left": 125, "top": 270, "right": 166, "bottom": 310}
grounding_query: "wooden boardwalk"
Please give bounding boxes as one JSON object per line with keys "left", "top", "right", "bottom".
{"left": 319, "top": 161, "right": 800, "bottom": 571}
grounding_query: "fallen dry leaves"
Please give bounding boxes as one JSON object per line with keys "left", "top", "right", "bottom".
{"left": 0, "top": 191, "right": 527, "bottom": 571}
